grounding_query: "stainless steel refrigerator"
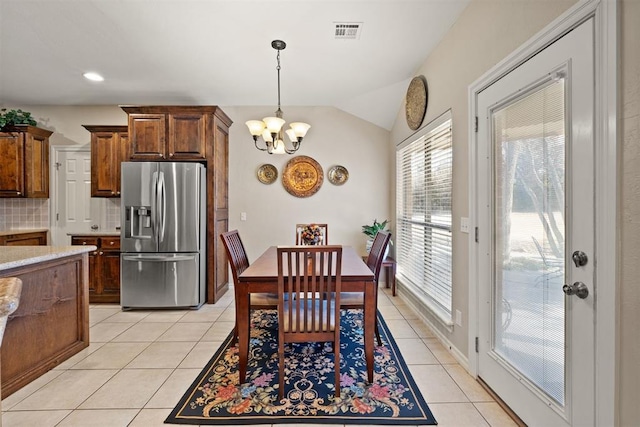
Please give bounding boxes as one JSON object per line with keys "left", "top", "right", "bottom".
{"left": 120, "top": 162, "right": 206, "bottom": 309}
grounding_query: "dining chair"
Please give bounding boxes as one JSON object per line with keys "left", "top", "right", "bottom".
{"left": 295, "top": 223, "right": 328, "bottom": 245}
{"left": 220, "top": 230, "right": 278, "bottom": 341}
{"left": 277, "top": 245, "right": 343, "bottom": 400}
{"left": 340, "top": 230, "right": 392, "bottom": 346}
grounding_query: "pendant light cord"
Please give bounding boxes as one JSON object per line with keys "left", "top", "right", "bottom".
{"left": 276, "top": 49, "right": 283, "bottom": 118}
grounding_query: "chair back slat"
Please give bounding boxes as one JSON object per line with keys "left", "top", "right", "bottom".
{"left": 366, "top": 230, "right": 392, "bottom": 282}
{"left": 277, "top": 245, "right": 342, "bottom": 337}
{"left": 220, "top": 230, "right": 250, "bottom": 284}
{"left": 277, "top": 245, "right": 343, "bottom": 400}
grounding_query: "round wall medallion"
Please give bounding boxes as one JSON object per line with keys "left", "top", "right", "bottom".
{"left": 405, "top": 75, "right": 428, "bottom": 131}
{"left": 327, "top": 165, "right": 349, "bottom": 185}
{"left": 282, "top": 155, "right": 323, "bottom": 198}
{"left": 257, "top": 164, "right": 278, "bottom": 184}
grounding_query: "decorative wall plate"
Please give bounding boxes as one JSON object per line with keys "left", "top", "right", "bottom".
{"left": 257, "top": 164, "right": 278, "bottom": 184}
{"left": 327, "top": 165, "right": 349, "bottom": 185}
{"left": 405, "top": 75, "right": 428, "bottom": 131}
{"left": 282, "top": 155, "right": 323, "bottom": 198}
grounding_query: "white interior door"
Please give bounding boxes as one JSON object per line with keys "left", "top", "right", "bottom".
{"left": 51, "top": 148, "right": 100, "bottom": 245}
{"left": 476, "top": 19, "right": 594, "bottom": 426}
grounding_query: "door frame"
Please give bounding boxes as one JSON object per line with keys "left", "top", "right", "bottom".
{"left": 50, "top": 144, "right": 91, "bottom": 245}
{"left": 467, "top": 0, "right": 618, "bottom": 425}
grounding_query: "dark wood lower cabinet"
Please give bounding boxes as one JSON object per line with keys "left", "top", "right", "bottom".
{"left": 0, "top": 253, "right": 90, "bottom": 398}
{"left": 0, "top": 231, "right": 47, "bottom": 246}
{"left": 71, "top": 236, "right": 120, "bottom": 303}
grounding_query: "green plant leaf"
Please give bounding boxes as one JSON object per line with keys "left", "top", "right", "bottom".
{"left": 0, "top": 108, "right": 38, "bottom": 128}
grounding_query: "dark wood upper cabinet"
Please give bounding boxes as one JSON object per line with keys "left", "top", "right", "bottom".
{"left": 127, "top": 113, "right": 166, "bottom": 160}
{"left": 0, "top": 126, "right": 51, "bottom": 198}
{"left": 122, "top": 106, "right": 212, "bottom": 161}
{"left": 83, "top": 125, "right": 128, "bottom": 197}
{"left": 168, "top": 113, "right": 206, "bottom": 159}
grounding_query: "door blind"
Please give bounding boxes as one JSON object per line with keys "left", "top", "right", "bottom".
{"left": 396, "top": 113, "right": 453, "bottom": 321}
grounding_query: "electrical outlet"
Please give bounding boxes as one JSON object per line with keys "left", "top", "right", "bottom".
{"left": 461, "top": 217, "right": 469, "bottom": 233}
{"left": 455, "top": 309, "right": 462, "bottom": 326}
{"left": 240, "top": 212, "right": 247, "bottom": 221}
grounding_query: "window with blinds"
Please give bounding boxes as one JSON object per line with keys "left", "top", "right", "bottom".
{"left": 396, "top": 111, "right": 453, "bottom": 322}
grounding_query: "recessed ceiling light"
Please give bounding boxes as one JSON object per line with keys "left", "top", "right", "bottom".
{"left": 83, "top": 72, "right": 104, "bottom": 82}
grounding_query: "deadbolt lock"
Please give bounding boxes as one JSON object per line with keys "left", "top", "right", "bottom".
{"left": 572, "top": 250, "right": 588, "bottom": 267}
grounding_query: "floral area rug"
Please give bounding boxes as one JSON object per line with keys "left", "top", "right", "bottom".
{"left": 165, "top": 309, "right": 437, "bottom": 425}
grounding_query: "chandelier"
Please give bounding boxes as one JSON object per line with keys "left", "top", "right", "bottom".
{"left": 245, "top": 40, "right": 310, "bottom": 155}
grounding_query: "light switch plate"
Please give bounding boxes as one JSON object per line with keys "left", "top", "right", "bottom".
{"left": 240, "top": 212, "right": 247, "bottom": 221}
{"left": 455, "top": 309, "right": 462, "bottom": 326}
{"left": 461, "top": 217, "right": 469, "bottom": 233}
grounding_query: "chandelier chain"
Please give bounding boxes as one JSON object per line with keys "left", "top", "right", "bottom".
{"left": 276, "top": 50, "right": 282, "bottom": 117}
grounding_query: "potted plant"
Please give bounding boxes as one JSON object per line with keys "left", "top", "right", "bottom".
{"left": 362, "top": 219, "right": 389, "bottom": 254}
{"left": 0, "top": 108, "right": 37, "bottom": 130}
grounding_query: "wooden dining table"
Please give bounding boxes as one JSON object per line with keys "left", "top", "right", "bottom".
{"left": 236, "top": 245, "right": 376, "bottom": 384}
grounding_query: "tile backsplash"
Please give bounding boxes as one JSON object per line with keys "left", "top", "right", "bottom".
{"left": 105, "top": 198, "right": 121, "bottom": 229}
{"left": 0, "top": 199, "right": 50, "bottom": 229}
{"left": 0, "top": 198, "right": 119, "bottom": 231}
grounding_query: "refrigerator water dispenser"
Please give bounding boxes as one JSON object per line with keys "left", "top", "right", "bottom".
{"left": 125, "top": 205, "right": 153, "bottom": 239}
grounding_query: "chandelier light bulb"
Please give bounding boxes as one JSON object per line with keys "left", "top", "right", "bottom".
{"left": 263, "top": 117, "right": 285, "bottom": 134}
{"left": 245, "top": 120, "right": 266, "bottom": 136}
{"left": 261, "top": 129, "right": 273, "bottom": 143}
{"left": 289, "top": 122, "right": 311, "bottom": 139}
{"left": 285, "top": 128, "right": 297, "bottom": 143}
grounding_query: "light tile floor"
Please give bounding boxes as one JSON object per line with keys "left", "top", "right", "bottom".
{"left": 1, "top": 286, "right": 518, "bottom": 427}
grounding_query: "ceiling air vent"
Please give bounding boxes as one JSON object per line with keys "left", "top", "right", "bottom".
{"left": 334, "top": 22, "right": 362, "bottom": 40}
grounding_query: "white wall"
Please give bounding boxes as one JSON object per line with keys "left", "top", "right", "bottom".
{"left": 620, "top": 0, "right": 640, "bottom": 423}
{"left": 389, "top": 0, "right": 577, "bottom": 358}
{"left": 225, "top": 106, "right": 391, "bottom": 259}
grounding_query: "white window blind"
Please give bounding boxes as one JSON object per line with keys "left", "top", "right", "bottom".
{"left": 396, "top": 112, "right": 453, "bottom": 322}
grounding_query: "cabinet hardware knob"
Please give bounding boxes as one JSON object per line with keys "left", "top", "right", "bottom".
{"left": 17, "top": 192, "right": 21, "bottom": 195}
{"left": 169, "top": 153, "right": 173, "bottom": 157}
{"left": 110, "top": 241, "right": 114, "bottom": 245}
{"left": 82, "top": 241, "right": 87, "bottom": 245}
{"left": 99, "top": 251, "right": 104, "bottom": 255}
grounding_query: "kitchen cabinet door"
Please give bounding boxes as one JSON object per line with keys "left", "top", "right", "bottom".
{"left": 71, "top": 236, "right": 119, "bottom": 303}
{"left": 167, "top": 112, "right": 206, "bottom": 159}
{"left": 24, "top": 130, "right": 49, "bottom": 198}
{"left": 0, "top": 132, "right": 24, "bottom": 197}
{"left": 84, "top": 125, "right": 128, "bottom": 197}
{"left": 0, "top": 126, "right": 51, "bottom": 198}
{"left": 0, "top": 231, "right": 47, "bottom": 246}
{"left": 128, "top": 113, "right": 166, "bottom": 160}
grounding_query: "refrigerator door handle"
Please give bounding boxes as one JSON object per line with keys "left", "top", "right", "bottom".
{"left": 158, "top": 171, "right": 166, "bottom": 243}
{"left": 150, "top": 171, "right": 158, "bottom": 242}
{"left": 122, "top": 254, "right": 196, "bottom": 262}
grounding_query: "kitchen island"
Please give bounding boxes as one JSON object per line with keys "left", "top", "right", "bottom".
{"left": 0, "top": 246, "right": 95, "bottom": 398}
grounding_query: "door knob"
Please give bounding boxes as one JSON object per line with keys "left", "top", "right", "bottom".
{"left": 563, "top": 281, "right": 589, "bottom": 299}
{"left": 572, "top": 250, "right": 588, "bottom": 267}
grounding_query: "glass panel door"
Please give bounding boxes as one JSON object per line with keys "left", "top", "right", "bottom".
{"left": 493, "top": 79, "right": 566, "bottom": 405}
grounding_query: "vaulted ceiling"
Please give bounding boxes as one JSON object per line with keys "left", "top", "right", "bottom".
{"left": 0, "top": 0, "right": 470, "bottom": 130}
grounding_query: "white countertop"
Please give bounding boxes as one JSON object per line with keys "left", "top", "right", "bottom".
{"left": 0, "top": 246, "right": 97, "bottom": 271}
